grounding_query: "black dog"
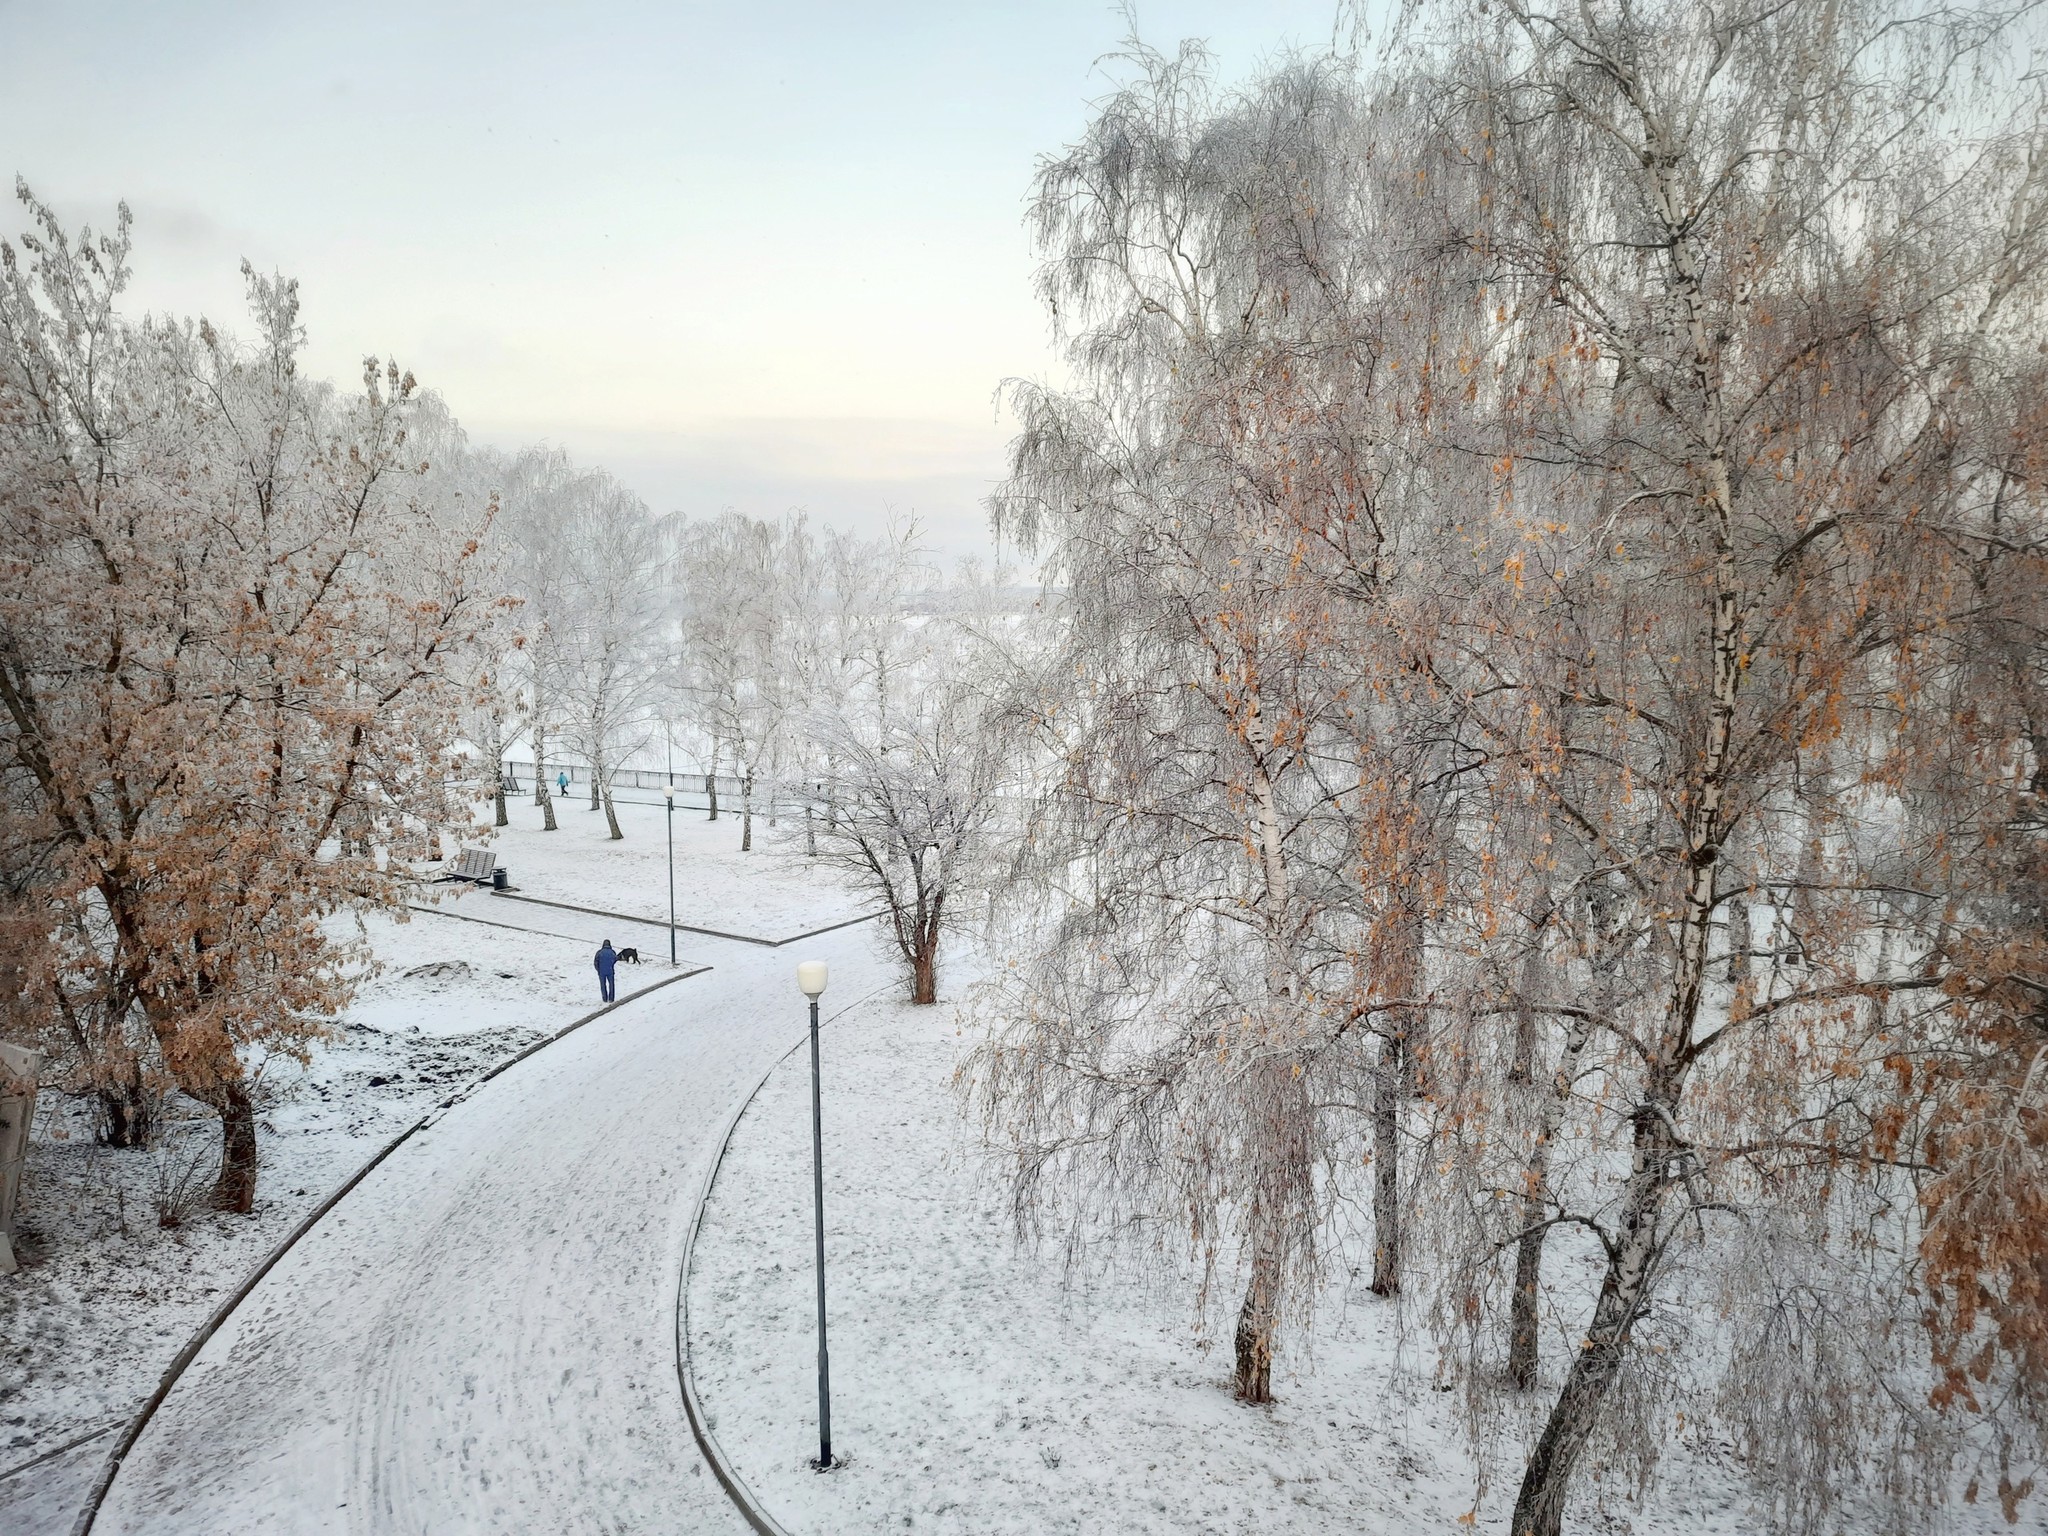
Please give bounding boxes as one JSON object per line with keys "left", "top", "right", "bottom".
{"left": 616, "top": 946, "right": 643, "bottom": 964}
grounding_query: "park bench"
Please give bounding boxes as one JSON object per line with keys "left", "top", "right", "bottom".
{"left": 441, "top": 848, "right": 497, "bottom": 884}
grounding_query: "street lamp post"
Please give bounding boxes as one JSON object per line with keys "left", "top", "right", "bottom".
{"left": 795, "top": 959, "right": 832, "bottom": 1470}
{"left": 663, "top": 784, "right": 678, "bottom": 966}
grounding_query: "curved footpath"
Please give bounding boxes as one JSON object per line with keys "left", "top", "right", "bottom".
{"left": 88, "top": 924, "right": 888, "bottom": 1536}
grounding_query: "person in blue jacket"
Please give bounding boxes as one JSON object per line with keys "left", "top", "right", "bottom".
{"left": 594, "top": 939, "right": 618, "bottom": 1002}
{"left": 557, "top": 769, "right": 570, "bottom": 798}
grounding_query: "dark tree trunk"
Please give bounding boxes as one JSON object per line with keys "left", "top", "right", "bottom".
{"left": 494, "top": 772, "right": 508, "bottom": 828}
{"left": 1510, "top": 1100, "right": 1674, "bottom": 1536}
{"left": 1507, "top": 908, "right": 1552, "bottom": 1385}
{"left": 1510, "top": 1219, "right": 1662, "bottom": 1534}
{"left": 1371, "top": 908, "right": 1424, "bottom": 1294}
{"left": 706, "top": 771, "right": 718, "bottom": 822}
{"left": 1508, "top": 912, "right": 1548, "bottom": 1087}
{"left": 602, "top": 782, "right": 623, "bottom": 840}
{"left": 97, "top": 1083, "right": 152, "bottom": 1149}
{"left": 1234, "top": 1248, "right": 1280, "bottom": 1403}
{"left": 741, "top": 774, "right": 754, "bottom": 851}
{"left": 905, "top": 891, "right": 943, "bottom": 1004}
{"left": 210, "top": 1081, "right": 259, "bottom": 1214}
{"left": 1369, "top": 1030, "right": 1402, "bottom": 1296}
{"left": 1508, "top": 1214, "right": 1546, "bottom": 1389}
{"left": 805, "top": 800, "right": 817, "bottom": 857}
{"left": 1509, "top": 1008, "right": 1595, "bottom": 1388}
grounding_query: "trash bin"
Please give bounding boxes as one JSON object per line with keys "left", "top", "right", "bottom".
{"left": 491, "top": 867, "right": 510, "bottom": 891}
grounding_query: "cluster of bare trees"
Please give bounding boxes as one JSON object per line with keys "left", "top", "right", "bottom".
{"left": 970, "top": 4, "right": 2048, "bottom": 1531}
{"left": 800, "top": 563, "right": 1025, "bottom": 1002}
{"left": 671, "top": 509, "right": 900, "bottom": 850}
{"left": 671, "top": 509, "right": 1022, "bottom": 1001}
{"left": 486, "top": 481, "right": 994, "bottom": 897}
{"left": 395, "top": 432, "right": 1021, "bottom": 1004}
{"left": 489, "top": 447, "right": 668, "bottom": 838}
{"left": 0, "top": 187, "right": 501, "bottom": 1211}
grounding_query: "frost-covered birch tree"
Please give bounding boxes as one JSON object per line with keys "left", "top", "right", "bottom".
{"left": 497, "top": 446, "right": 585, "bottom": 833}
{"left": 676, "top": 510, "right": 785, "bottom": 845}
{"left": 970, "top": 44, "right": 1474, "bottom": 1403}
{"left": 1404, "top": 5, "right": 2048, "bottom": 1529}
{"left": 551, "top": 472, "right": 668, "bottom": 839}
{"left": 972, "top": 7, "right": 2048, "bottom": 1529}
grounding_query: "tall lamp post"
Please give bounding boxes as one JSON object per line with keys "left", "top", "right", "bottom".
{"left": 795, "top": 959, "right": 833, "bottom": 1470}
{"left": 662, "top": 783, "right": 678, "bottom": 966}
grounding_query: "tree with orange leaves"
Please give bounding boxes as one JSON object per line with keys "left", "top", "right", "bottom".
{"left": 1413, "top": 2, "right": 2048, "bottom": 1528}
{"left": 0, "top": 186, "right": 500, "bottom": 1212}
{"left": 971, "top": 41, "right": 1478, "bottom": 1405}
{"left": 977, "top": 5, "right": 2048, "bottom": 1531}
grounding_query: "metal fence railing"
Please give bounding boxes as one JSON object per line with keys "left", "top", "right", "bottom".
{"left": 498, "top": 760, "right": 763, "bottom": 812}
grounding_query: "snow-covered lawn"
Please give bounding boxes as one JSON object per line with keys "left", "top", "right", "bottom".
{"left": 1, "top": 785, "right": 868, "bottom": 1532}
{"left": 460, "top": 792, "right": 864, "bottom": 940}
{"left": 0, "top": 905, "right": 683, "bottom": 1526}
{"left": 686, "top": 981, "right": 1967, "bottom": 1536}
{"left": 8, "top": 786, "right": 1995, "bottom": 1536}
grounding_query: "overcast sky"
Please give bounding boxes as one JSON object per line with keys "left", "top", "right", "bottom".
{"left": 0, "top": 1, "right": 1355, "bottom": 562}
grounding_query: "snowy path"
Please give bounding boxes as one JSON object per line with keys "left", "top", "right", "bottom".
{"left": 89, "top": 922, "right": 891, "bottom": 1536}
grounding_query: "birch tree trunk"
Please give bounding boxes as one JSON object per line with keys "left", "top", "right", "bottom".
{"left": 531, "top": 702, "right": 546, "bottom": 806}
{"left": 534, "top": 715, "right": 558, "bottom": 831}
{"left": 597, "top": 748, "right": 623, "bottom": 839}
{"left": 489, "top": 714, "right": 508, "bottom": 828}
{"left": 1233, "top": 1241, "right": 1283, "bottom": 1404}
{"left": 1371, "top": 908, "right": 1424, "bottom": 1297}
{"left": 1508, "top": 1011, "right": 1591, "bottom": 1389}
{"left": 1510, "top": 1115, "right": 1677, "bottom": 1536}
{"left": 1369, "top": 1031, "right": 1403, "bottom": 1298}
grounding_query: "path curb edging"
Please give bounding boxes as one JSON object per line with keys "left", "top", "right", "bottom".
{"left": 68, "top": 962, "right": 709, "bottom": 1536}
{"left": 674, "top": 973, "right": 893, "bottom": 1536}
{"left": 674, "top": 1040, "right": 805, "bottom": 1536}
{"left": 0, "top": 1421, "right": 119, "bottom": 1487}
{"left": 484, "top": 889, "right": 884, "bottom": 949}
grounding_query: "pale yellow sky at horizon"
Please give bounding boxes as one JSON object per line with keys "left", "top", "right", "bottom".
{"left": 1, "top": 0, "right": 1367, "bottom": 555}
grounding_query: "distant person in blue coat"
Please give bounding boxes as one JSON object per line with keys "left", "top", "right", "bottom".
{"left": 594, "top": 939, "right": 618, "bottom": 1002}
{"left": 557, "top": 769, "right": 570, "bottom": 798}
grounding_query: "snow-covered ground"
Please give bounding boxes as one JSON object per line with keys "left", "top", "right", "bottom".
{"left": 686, "top": 981, "right": 1990, "bottom": 1536}
{"left": 0, "top": 909, "right": 697, "bottom": 1529}
{"left": 0, "top": 792, "right": 852, "bottom": 1533}
{"left": 466, "top": 792, "right": 865, "bottom": 940}
{"left": 5, "top": 786, "right": 1992, "bottom": 1535}
{"left": 2, "top": 920, "right": 568, "bottom": 1439}
{"left": 87, "top": 922, "right": 890, "bottom": 1535}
